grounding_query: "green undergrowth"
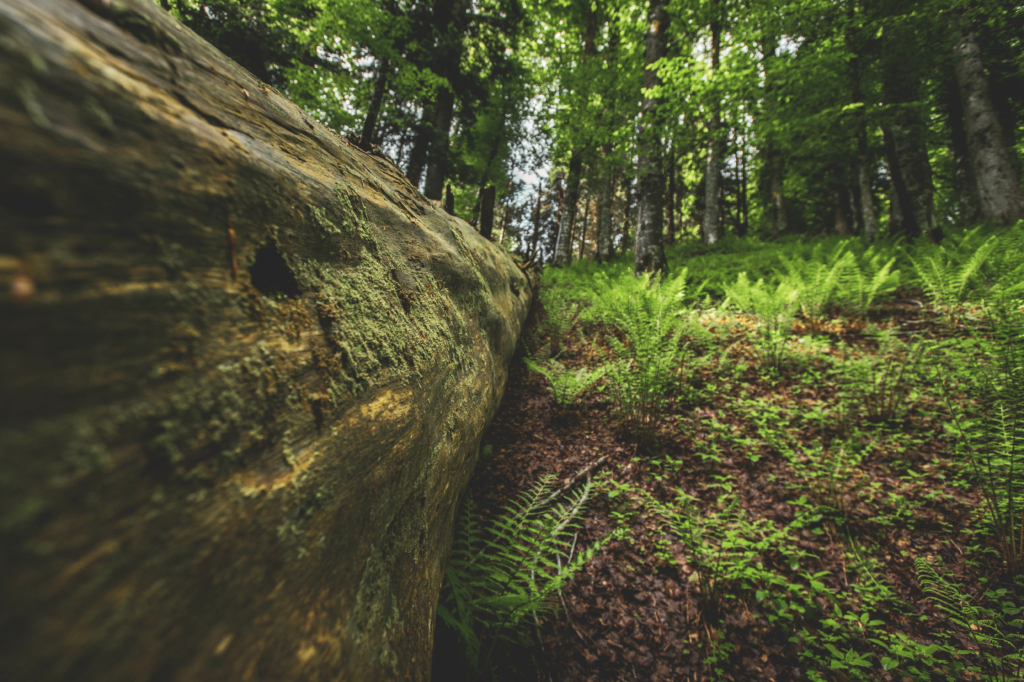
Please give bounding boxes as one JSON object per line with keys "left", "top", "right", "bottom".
{"left": 443, "top": 223, "right": 1024, "bottom": 681}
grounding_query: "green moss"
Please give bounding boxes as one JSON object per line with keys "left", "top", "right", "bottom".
{"left": 294, "top": 242, "right": 473, "bottom": 397}
{"left": 334, "top": 182, "right": 377, "bottom": 246}
{"left": 310, "top": 204, "right": 340, "bottom": 238}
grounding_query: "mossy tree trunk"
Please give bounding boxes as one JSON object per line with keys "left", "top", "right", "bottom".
{"left": 0, "top": 1, "right": 532, "bottom": 681}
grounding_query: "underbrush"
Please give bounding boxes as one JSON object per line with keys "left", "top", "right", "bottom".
{"left": 438, "top": 223, "right": 1024, "bottom": 681}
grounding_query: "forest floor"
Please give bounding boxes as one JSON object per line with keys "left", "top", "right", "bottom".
{"left": 446, "top": 289, "right": 1013, "bottom": 682}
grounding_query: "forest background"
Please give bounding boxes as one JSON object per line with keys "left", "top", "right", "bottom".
{"left": 160, "top": 0, "right": 1024, "bottom": 269}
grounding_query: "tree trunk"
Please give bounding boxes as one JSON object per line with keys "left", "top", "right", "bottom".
{"left": 702, "top": 2, "right": 723, "bottom": 246}
{"left": 423, "top": 86, "right": 455, "bottom": 201}
{"left": 888, "top": 174, "right": 905, "bottom": 234}
{"left": 833, "top": 187, "right": 852, "bottom": 235}
{"left": 622, "top": 172, "right": 634, "bottom": 248}
{"left": 882, "top": 125, "right": 916, "bottom": 239}
{"left": 738, "top": 146, "right": 749, "bottom": 237}
{"left": 405, "top": 103, "right": 434, "bottom": 189}
{"left": 951, "top": 18, "right": 1024, "bottom": 225}
{"left": 667, "top": 143, "right": 677, "bottom": 243}
{"left": 479, "top": 185, "right": 496, "bottom": 239}
{"left": 760, "top": 35, "right": 787, "bottom": 237}
{"left": 578, "top": 190, "right": 590, "bottom": 258}
{"left": 596, "top": 145, "right": 614, "bottom": 262}
{"left": 0, "top": 3, "right": 533, "bottom": 682}
{"left": 856, "top": 136, "right": 879, "bottom": 241}
{"left": 359, "top": 58, "right": 390, "bottom": 151}
{"left": 530, "top": 183, "right": 543, "bottom": 261}
{"left": 635, "top": 0, "right": 670, "bottom": 274}
{"left": 552, "top": 152, "right": 583, "bottom": 266}
{"left": 946, "top": 69, "right": 980, "bottom": 224}
{"left": 880, "top": 11, "right": 940, "bottom": 243}
{"left": 847, "top": 3, "right": 879, "bottom": 241}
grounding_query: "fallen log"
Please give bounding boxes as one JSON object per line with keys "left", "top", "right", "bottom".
{"left": 0, "top": 1, "right": 532, "bottom": 680}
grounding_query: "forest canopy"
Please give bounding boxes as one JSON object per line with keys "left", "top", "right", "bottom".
{"left": 163, "top": 0, "right": 1024, "bottom": 274}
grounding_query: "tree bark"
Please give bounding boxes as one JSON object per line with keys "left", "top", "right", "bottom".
{"left": 945, "top": 69, "right": 980, "bottom": 224}
{"left": 951, "top": 18, "right": 1024, "bottom": 225}
{"left": 0, "top": 3, "right": 533, "bottom": 682}
{"left": 529, "top": 182, "right": 543, "bottom": 261}
{"left": 702, "top": 1, "right": 723, "bottom": 246}
{"left": 667, "top": 143, "right": 677, "bottom": 243}
{"left": 479, "top": 185, "right": 496, "bottom": 239}
{"left": 423, "top": 85, "right": 455, "bottom": 201}
{"left": 760, "top": 35, "right": 787, "bottom": 237}
{"left": 552, "top": 152, "right": 583, "bottom": 266}
{"left": 879, "top": 11, "right": 940, "bottom": 243}
{"left": 578, "top": 190, "right": 590, "bottom": 258}
{"left": 635, "top": 0, "right": 669, "bottom": 274}
{"left": 405, "top": 103, "right": 434, "bottom": 189}
{"left": 833, "top": 186, "right": 852, "bottom": 235}
{"left": 359, "top": 58, "right": 390, "bottom": 151}
{"left": 597, "top": 145, "right": 614, "bottom": 262}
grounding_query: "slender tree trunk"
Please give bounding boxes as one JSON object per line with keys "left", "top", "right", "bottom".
{"left": 552, "top": 153, "right": 583, "bottom": 266}
{"left": 882, "top": 125, "right": 916, "bottom": 239}
{"left": 582, "top": 191, "right": 592, "bottom": 257}
{"left": 529, "top": 183, "right": 543, "bottom": 261}
{"left": 833, "top": 187, "right": 852, "bottom": 234}
{"left": 739, "top": 145, "right": 749, "bottom": 237}
{"left": 497, "top": 180, "right": 512, "bottom": 245}
{"left": 702, "top": 2, "right": 723, "bottom": 246}
{"left": 635, "top": 0, "right": 670, "bottom": 273}
{"left": 443, "top": 182, "right": 455, "bottom": 215}
{"left": 888, "top": 175, "right": 904, "bottom": 234}
{"left": 880, "top": 10, "right": 940, "bottom": 243}
{"left": 951, "top": 17, "right": 1024, "bottom": 225}
{"left": 359, "top": 58, "right": 390, "bottom": 151}
{"left": 847, "top": 3, "right": 879, "bottom": 241}
{"left": 479, "top": 185, "right": 496, "bottom": 239}
{"left": 761, "top": 36, "right": 787, "bottom": 237}
{"left": 405, "top": 103, "right": 434, "bottom": 189}
{"left": 667, "top": 144, "right": 677, "bottom": 243}
{"left": 597, "top": 145, "right": 614, "bottom": 262}
{"left": 856, "top": 135, "right": 879, "bottom": 241}
{"left": 423, "top": 86, "right": 455, "bottom": 201}
{"left": 946, "top": 69, "right": 980, "bottom": 224}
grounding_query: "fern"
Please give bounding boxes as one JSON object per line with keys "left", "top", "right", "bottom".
{"left": 600, "top": 270, "right": 692, "bottom": 434}
{"left": 437, "top": 476, "right": 609, "bottom": 675}
{"left": 910, "top": 558, "right": 1022, "bottom": 681}
{"left": 723, "top": 272, "right": 801, "bottom": 370}
{"left": 945, "top": 304, "right": 1024, "bottom": 574}
{"left": 841, "top": 247, "right": 899, "bottom": 319}
{"left": 910, "top": 228, "right": 999, "bottom": 326}
{"left": 775, "top": 242, "right": 855, "bottom": 329}
{"left": 524, "top": 357, "right": 608, "bottom": 409}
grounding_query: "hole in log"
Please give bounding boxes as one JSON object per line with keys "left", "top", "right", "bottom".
{"left": 249, "top": 243, "right": 300, "bottom": 299}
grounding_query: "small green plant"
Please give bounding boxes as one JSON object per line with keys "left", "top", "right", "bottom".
{"left": 838, "top": 332, "right": 926, "bottom": 425}
{"left": 722, "top": 272, "right": 801, "bottom": 371}
{"left": 524, "top": 357, "right": 608, "bottom": 410}
{"left": 874, "top": 558, "right": 1023, "bottom": 681}
{"left": 437, "top": 476, "right": 609, "bottom": 677}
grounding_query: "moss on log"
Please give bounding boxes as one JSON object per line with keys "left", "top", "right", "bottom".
{"left": 0, "top": 1, "right": 532, "bottom": 680}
